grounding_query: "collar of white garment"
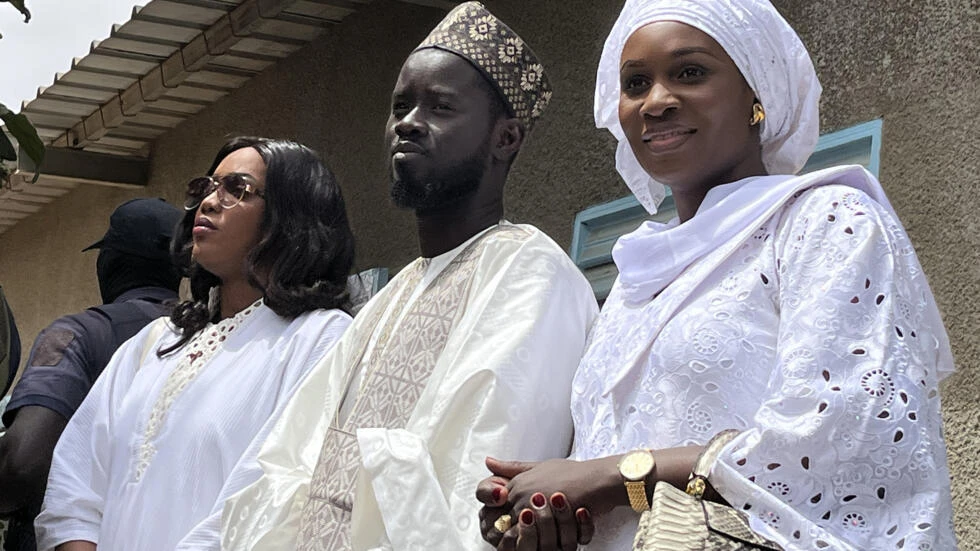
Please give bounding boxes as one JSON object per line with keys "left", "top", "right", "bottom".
{"left": 611, "top": 166, "right": 894, "bottom": 305}
{"left": 337, "top": 221, "right": 505, "bottom": 425}
{"left": 418, "top": 221, "right": 505, "bottom": 286}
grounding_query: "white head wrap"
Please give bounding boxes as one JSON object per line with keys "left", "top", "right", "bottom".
{"left": 594, "top": 0, "right": 822, "bottom": 213}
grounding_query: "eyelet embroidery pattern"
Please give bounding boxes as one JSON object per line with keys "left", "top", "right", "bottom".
{"left": 685, "top": 400, "right": 714, "bottom": 434}
{"left": 570, "top": 186, "right": 955, "bottom": 549}
{"left": 860, "top": 368, "right": 896, "bottom": 404}
{"left": 134, "top": 299, "right": 263, "bottom": 481}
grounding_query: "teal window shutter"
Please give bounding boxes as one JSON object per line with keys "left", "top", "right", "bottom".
{"left": 570, "top": 193, "right": 676, "bottom": 300}
{"left": 800, "top": 119, "right": 883, "bottom": 177}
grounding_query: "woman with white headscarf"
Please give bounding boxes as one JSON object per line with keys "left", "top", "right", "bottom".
{"left": 475, "top": 0, "right": 957, "bottom": 550}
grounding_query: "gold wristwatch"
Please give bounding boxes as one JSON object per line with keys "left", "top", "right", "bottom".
{"left": 617, "top": 449, "right": 656, "bottom": 512}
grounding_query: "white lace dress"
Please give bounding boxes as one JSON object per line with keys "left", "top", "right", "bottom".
{"left": 571, "top": 174, "right": 956, "bottom": 550}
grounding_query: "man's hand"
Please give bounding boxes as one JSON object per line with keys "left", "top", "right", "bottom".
{"left": 0, "top": 406, "right": 68, "bottom": 513}
{"left": 477, "top": 458, "right": 535, "bottom": 547}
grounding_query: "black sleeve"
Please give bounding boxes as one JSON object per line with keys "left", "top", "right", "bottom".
{"left": 2, "top": 313, "right": 107, "bottom": 426}
{"left": 2, "top": 300, "right": 21, "bottom": 396}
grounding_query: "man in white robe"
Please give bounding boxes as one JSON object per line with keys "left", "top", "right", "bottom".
{"left": 220, "top": 3, "right": 598, "bottom": 550}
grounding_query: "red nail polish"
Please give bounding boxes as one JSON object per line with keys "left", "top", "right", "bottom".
{"left": 531, "top": 493, "right": 546, "bottom": 508}
{"left": 491, "top": 487, "right": 502, "bottom": 502}
{"left": 576, "top": 508, "right": 591, "bottom": 523}
{"left": 520, "top": 509, "right": 535, "bottom": 526}
{"left": 551, "top": 494, "right": 567, "bottom": 510}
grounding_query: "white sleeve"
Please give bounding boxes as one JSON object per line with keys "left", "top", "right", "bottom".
{"left": 710, "top": 187, "right": 956, "bottom": 550}
{"left": 174, "top": 311, "right": 351, "bottom": 551}
{"left": 34, "top": 320, "right": 165, "bottom": 551}
{"left": 351, "top": 236, "right": 599, "bottom": 550}
{"left": 219, "top": 307, "right": 372, "bottom": 551}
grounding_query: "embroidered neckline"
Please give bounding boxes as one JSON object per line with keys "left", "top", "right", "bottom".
{"left": 133, "top": 298, "right": 264, "bottom": 480}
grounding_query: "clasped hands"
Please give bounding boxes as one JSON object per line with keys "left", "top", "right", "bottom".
{"left": 476, "top": 457, "right": 604, "bottom": 551}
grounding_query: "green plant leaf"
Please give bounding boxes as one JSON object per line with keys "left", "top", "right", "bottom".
{"left": 0, "top": 101, "right": 45, "bottom": 182}
{"left": 0, "top": 103, "right": 17, "bottom": 161}
{"left": 2, "top": 0, "right": 32, "bottom": 23}
{"left": 0, "top": 130, "right": 17, "bottom": 161}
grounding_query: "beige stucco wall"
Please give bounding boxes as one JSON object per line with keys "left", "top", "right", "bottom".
{"left": 0, "top": 0, "right": 976, "bottom": 544}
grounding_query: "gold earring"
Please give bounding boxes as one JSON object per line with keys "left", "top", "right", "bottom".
{"left": 750, "top": 102, "right": 765, "bottom": 126}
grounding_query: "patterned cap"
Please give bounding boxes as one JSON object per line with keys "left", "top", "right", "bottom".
{"left": 416, "top": 1, "right": 552, "bottom": 131}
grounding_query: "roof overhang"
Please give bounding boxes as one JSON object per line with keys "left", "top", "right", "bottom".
{"left": 0, "top": 146, "right": 148, "bottom": 233}
{"left": 1, "top": 0, "right": 458, "bottom": 234}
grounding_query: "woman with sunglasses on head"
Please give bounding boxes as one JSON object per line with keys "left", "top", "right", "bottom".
{"left": 36, "top": 137, "right": 356, "bottom": 551}
{"left": 476, "top": 1, "right": 956, "bottom": 550}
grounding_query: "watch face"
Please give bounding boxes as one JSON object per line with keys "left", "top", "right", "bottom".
{"left": 620, "top": 450, "right": 655, "bottom": 480}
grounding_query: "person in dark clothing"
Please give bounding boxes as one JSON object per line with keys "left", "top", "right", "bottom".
{"left": 1, "top": 287, "right": 22, "bottom": 551}
{"left": 0, "top": 197, "right": 181, "bottom": 551}
{"left": 1, "top": 287, "right": 21, "bottom": 398}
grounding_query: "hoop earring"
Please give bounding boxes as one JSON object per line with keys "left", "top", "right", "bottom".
{"left": 750, "top": 102, "right": 766, "bottom": 126}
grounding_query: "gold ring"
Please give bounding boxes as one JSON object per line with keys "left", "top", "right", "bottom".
{"left": 494, "top": 514, "right": 513, "bottom": 533}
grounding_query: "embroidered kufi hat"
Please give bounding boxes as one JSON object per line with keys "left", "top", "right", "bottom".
{"left": 416, "top": 1, "right": 552, "bottom": 130}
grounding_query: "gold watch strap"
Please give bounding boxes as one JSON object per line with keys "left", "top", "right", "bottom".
{"left": 625, "top": 480, "right": 650, "bottom": 512}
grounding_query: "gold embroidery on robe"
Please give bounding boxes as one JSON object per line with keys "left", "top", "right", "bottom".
{"left": 297, "top": 226, "right": 518, "bottom": 550}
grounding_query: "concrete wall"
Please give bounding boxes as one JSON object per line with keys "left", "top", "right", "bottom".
{"left": 0, "top": 184, "right": 141, "bottom": 371}
{"left": 0, "top": 0, "right": 976, "bottom": 544}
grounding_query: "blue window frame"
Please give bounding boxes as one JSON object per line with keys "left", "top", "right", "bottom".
{"left": 570, "top": 119, "right": 883, "bottom": 299}
{"left": 349, "top": 267, "right": 389, "bottom": 315}
{"left": 799, "top": 119, "right": 882, "bottom": 176}
{"left": 570, "top": 192, "right": 676, "bottom": 300}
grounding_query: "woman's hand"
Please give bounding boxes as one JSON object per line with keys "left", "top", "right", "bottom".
{"left": 480, "top": 492, "right": 595, "bottom": 551}
{"left": 477, "top": 457, "right": 609, "bottom": 550}
{"left": 476, "top": 447, "right": 704, "bottom": 550}
{"left": 496, "top": 497, "right": 594, "bottom": 551}
{"left": 494, "top": 456, "right": 623, "bottom": 517}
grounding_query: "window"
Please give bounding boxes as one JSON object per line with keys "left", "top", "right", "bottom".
{"left": 348, "top": 267, "right": 389, "bottom": 315}
{"left": 570, "top": 193, "right": 676, "bottom": 300}
{"left": 799, "top": 119, "right": 882, "bottom": 176}
{"left": 570, "top": 119, "right": 883, "bottom": 299}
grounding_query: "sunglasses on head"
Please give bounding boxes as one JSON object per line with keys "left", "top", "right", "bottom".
{"left": 184, "top": 173, "right": 265, "bottom": 211}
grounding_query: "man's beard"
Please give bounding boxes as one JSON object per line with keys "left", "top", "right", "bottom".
{"left": 390, "top": 154, "right": 486, "bottom": 212}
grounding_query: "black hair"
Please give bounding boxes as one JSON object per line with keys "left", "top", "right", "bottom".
{"left": 159, "top": 136, "right": 355, "bottom": 356}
